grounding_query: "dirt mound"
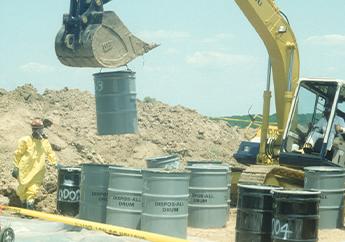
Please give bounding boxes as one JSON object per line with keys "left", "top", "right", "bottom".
{"left": 0, "top": 84, "right": 250, "bottom": 212}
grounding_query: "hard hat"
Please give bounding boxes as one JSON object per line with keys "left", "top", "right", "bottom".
{"left": 31, "top": 118, "right": 44, "bottom": 128}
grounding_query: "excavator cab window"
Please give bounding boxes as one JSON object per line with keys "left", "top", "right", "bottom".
{"left": 281, "top": 80, "right": 340, "bottom": 167}
{"left": 330, "top": 86, "right": 345, "bottom": 166}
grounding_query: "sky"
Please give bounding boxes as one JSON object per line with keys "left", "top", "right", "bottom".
{"left": 1, "top": 0, "right": 345, "bottom": 117}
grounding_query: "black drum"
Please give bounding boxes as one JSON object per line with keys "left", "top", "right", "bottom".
{"left": 271, "top": 190, "right": 320, "bottom": 242}
{"left": 236, "top": 184, "right": 282, "bottom": 242}
{"left": 57, "top": 167, "right": 81, "bottom": 217}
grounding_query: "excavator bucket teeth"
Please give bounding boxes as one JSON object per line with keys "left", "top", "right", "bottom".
{"left": 55, "top": 11, "right": 158, "bottom": 68}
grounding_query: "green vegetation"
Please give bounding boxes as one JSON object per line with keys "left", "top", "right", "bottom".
{"left": 220, "top": 114, "right": 277, "bottom": 128}
{"left": 143, "top": 96, "right": 157, "bottom": 103}
{"left": 220, "top": 113, "right": 314, "bottom": 128}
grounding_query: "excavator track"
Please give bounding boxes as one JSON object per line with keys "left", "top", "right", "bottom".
{"left": 238, "top": 165, "right": 304, "bottom": 188}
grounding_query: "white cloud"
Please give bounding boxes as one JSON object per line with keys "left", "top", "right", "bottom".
{"left": 185, "top": 51, "right": 256, "bottom": 67}
{"left": 201, "top": 33, "right": 234, "bottom": 43}
{"left": 305, "top": 34, "right": 345, "bottom": 46}
{"left": 138, "top": 30, "right": 191, "bottom": 42}
{"left": 20, "top": 62, "right": 55, "bottom": 73}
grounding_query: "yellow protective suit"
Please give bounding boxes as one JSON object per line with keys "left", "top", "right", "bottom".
{"left": 13, "top": 136, "right": 57, "bottom": 202}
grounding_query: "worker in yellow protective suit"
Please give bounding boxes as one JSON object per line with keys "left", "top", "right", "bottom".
{"left": 12, "top": 118, "right": 58, "bottom": 209}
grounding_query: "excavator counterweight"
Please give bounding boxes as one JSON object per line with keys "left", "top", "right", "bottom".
{"left": 55, "top": 0, "right": 157, "bottom": 68}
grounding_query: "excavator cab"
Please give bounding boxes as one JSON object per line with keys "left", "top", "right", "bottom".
{"left": 280, "top": 78, "right": 345, "bottom": 168}
{"left": 55, "top": 0, "right": 157, "bottom": 68}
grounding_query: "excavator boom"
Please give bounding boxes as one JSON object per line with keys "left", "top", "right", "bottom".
{"left": 55, "top": 0, "right": 157, "bottom": 68}
{"left": 234, "top": 0, "right": 304, "bottom": 187}
{"left": 235, "top": 0, "right": 300, "bottom": 135}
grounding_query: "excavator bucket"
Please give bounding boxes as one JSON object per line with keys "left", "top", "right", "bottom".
{"left": 55, "top": 1, "right": 157, "bottom": 68}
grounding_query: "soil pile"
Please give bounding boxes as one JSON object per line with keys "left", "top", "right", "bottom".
{"left": 0, "top": 84, "right": 250, "bottom": 212}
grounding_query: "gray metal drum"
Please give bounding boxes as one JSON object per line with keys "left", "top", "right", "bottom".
{"left": 231, "top": 167, "right": 246, "bottom": 207}
{"left": 187, "top": 164, "right": 229, "bottom": 228}
{"left": 106, "top": 167, "right": 142, "bottom": 229}
{"left": 186, "top": 160, "right": 223, "bottom": 166}
{"left": 145, "top": 154, "right": 180, "bottom": 169}
{"left": 93, "top": 70, "right": 138, "bottom": 135}
{"left": 226, "top": 167, "right": 231, "bottom": 219}
{"left": 272, "top": 190, "right": 320, "bottom": 242}
{"left": 141, "top": 169, "right": 190, "bottom": 239}
{"left": 222, "top": 164, "right": 232, "bottom": 218}
{"left": 79, "top": 164, "right": 109, "bottom": 223}
{"left": 186, "top": 161, "right": 231, "bottom": 217}
{"left": 304, "top": 166, "right": 345, "bottom": 229}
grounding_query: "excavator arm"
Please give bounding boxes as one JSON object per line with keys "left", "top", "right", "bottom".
{"left": 235, "top": 0, "right": 300, "bottom": 145}
{"left": 234, "top": 0, "right": 304, "bottom": 187}
{"left": 55, "top": 0, "right": 158, "bottom": 68}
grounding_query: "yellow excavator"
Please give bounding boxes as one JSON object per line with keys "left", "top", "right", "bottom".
{"left": 233, "top": 0, "right": 345, "bottom": 188}
{"left": 54, "top": 0, "right": 345, "bottom": 188}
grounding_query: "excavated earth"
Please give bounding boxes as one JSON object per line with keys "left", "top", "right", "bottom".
{"left": 0, "top": 84, "right": 248, "bottom": 212}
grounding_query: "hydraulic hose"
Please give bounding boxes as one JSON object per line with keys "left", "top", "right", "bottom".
{"left": 0, "top": 206, "right": 188, "bottom": 242}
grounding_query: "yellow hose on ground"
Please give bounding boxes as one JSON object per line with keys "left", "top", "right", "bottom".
{"left": 0, "top": 206, "right": 188, "bottom": 242}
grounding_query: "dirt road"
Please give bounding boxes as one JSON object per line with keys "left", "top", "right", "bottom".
{"left": 188, "top": 208, "right": 345, "bottom": 242}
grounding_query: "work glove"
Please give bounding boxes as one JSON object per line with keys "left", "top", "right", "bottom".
{"left": 11, "top": 167, "right": 19, "bottom": 179}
